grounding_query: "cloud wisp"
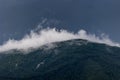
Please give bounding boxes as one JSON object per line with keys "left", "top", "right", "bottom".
{"left": 0, "top": 28, "right": 119, "bottom": 53}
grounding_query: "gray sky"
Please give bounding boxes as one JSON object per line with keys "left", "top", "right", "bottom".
{"left": 0, "top": 0, "right": 120, "bottom": 44}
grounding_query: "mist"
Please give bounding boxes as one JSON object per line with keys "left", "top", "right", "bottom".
{"left": 0, "top": 27, "right": 119, "bottom": 53}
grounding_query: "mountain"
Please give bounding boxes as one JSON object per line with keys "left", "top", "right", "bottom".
{"left": 0, "top": 39, "right": 120, "bottom": 80}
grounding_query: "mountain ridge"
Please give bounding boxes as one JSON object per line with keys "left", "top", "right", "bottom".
{"left": 0, "top": 39, "right": 120, "bottom": 80}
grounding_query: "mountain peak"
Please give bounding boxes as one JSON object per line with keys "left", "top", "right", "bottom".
{"left": 0, "top": 39, "right": 120, "bottom": 80}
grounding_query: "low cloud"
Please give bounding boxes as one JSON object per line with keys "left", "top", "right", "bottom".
{"left": 0, "top": 28, "right": 119, "bottom": 53}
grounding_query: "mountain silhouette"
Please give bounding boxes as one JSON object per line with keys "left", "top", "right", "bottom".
{"left": 0, "top": 39, "right": 120, "bottom": 80}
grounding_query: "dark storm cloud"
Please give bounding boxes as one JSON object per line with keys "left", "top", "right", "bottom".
{"left": 0, "top": 0, "right": 120, "bottom": 44}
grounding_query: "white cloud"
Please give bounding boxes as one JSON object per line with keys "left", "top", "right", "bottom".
{"left": 0, "top": 28, "right": 119, "bottom": 53}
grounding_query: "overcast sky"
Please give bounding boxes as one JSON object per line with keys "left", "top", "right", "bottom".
{"left": 0, "top": 0, "right": 120, "bottom": 44}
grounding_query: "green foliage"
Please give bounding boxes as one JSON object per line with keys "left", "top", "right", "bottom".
{"left": 0, "top": 39, "right": 120, "bottom": 80}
